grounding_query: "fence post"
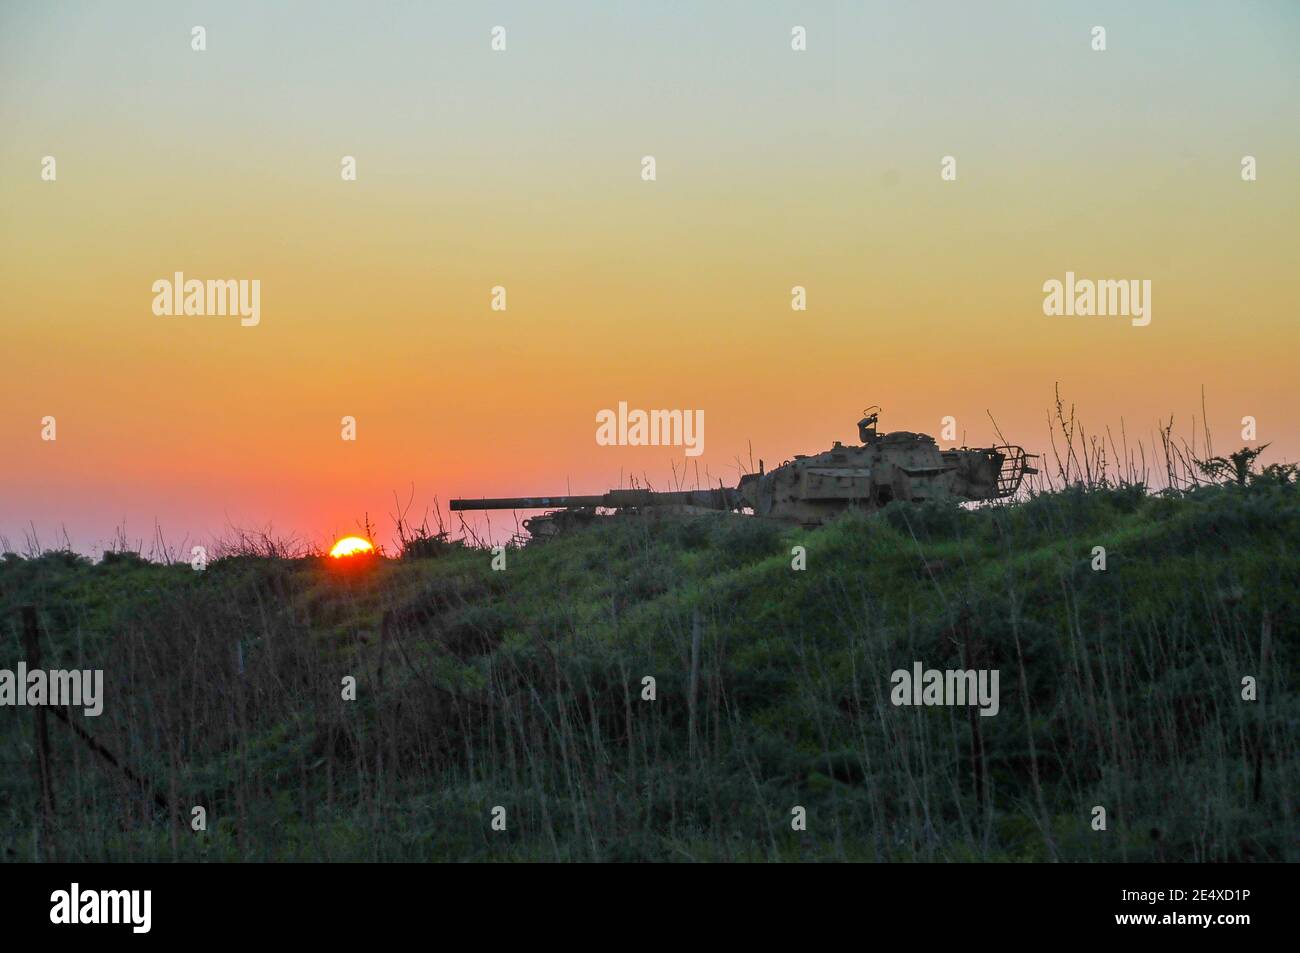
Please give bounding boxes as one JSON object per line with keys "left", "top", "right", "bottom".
{"left": 688, "top": 609, "right": 701, "bottom": 758}
{"left": 21, "top": 606, "right": 56, "bottom": 841}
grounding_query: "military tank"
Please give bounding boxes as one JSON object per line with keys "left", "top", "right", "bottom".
{"left": 450, "top": 408, "right": 1036, "bottom": 540}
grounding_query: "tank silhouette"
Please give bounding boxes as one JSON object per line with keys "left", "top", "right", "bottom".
{"left": 450, "top": 408, "right": 1036, "bottom": 540}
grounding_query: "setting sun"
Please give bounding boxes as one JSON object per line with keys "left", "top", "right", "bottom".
{"left": 329, "top": 536, "right": 375, "bottom": 558}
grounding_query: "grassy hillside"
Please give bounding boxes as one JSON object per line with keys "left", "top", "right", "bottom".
{"left": 1, "top": 483, "right": 1296, "bottom": 861}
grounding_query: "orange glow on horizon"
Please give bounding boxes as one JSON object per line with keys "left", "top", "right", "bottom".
{"left": 3, "top": 5, "right": 1298, "bottom": 555}
{"left": 329, "top": 536, "right": 375, "bottom": 559}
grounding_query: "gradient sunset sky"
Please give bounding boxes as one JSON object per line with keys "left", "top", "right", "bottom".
{"left": 3, "top": 1, "right": 1298, "bottom": 553}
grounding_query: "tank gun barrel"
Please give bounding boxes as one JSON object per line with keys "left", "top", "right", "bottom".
{"left": 450, "top": 488, "right": 739, "bottom": 512}
{"left": 450, "top": 495, "right": 605, "bottom": 511}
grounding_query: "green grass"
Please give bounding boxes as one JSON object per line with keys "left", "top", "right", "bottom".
{"left": 1, "top": 482, "right": 1296, "bottom": 861}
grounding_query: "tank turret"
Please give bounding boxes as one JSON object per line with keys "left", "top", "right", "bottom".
{"left": 735, "top": 408, "right": 1036, "bottom": 527}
